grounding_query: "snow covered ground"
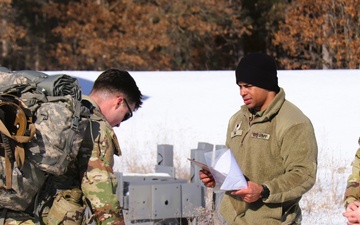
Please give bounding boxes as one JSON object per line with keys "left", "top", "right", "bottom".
{"left": 47, "top": 69, "right": 360, "bottom": 224}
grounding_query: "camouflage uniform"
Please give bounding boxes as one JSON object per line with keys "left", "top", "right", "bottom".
{"left": 76, "top": 95, "right": 124, "bottom": 224}
{"left": 344, "top": 138, "right": 360, "bottom": 207}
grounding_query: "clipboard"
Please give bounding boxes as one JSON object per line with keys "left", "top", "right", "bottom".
{"left": 187, "top": 158, "right": 210, "bottom": 172}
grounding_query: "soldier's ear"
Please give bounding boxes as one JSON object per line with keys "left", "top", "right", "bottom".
{"left": 115, "top": 96, "right": 124, "bottom": 109}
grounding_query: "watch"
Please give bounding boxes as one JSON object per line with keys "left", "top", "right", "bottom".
{"left": 261, "top": 184, "right": 270, "bottom": 199}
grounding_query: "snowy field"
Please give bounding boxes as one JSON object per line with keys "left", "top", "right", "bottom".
{"left": 47, "top": 69, "right": 360, "bottom": 224}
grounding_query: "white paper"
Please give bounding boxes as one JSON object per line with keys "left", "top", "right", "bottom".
{"left": 204, "top": 148, "right": 248, "bottom": 191}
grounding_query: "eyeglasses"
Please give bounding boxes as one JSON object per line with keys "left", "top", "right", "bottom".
{"left": 122, "top": 98, "right": 133, "bottom": 122}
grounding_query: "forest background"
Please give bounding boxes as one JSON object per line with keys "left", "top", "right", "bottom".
{"left": 1, "top": 0, "right": 360, "bottom": 71}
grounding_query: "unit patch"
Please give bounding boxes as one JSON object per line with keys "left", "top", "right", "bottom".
{"left": 231, "top": 121, "right": 243, "bottom": 138}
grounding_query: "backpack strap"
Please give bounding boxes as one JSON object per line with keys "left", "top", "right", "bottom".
{"left": 83, "top": 197, "right": 96, "bottom": 225}
{"left": 33, "top": 175, "right": 54, "bottom": 225}
{"left": 1, "top": 133, "right": 13, "bottom": 191}
{"left": 0, "top": 208, "right": 7, "bottom": 225}
{"left": 0, "top": 95, "right": 36, "bottom": 191}
{"left": 0, "top": 126, "right": 35, "bottom": 191}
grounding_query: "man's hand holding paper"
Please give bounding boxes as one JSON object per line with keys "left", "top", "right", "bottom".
{"left": 203, "top": 148, "right": 248, "bottom": 191}
{"left": 199, "top": 169, "right": 216, "bottom": 188}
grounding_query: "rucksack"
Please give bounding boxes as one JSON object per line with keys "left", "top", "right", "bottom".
{"left": 0, "top": 69, "right": 89, "bottom": 212}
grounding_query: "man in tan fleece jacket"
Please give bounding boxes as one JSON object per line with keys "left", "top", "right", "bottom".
{"left": 200, "top": 53, "right": 318, "bottom": 225}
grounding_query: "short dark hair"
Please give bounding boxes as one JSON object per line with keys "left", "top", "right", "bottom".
{"left": 91, "top": 69, "right": 143, "bottom": 109}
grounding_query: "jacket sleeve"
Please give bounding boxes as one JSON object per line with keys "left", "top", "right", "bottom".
{"left": 80, "top": 123, "right": 124, "bottom": 225}
{"left": 344, "top": 147, "right": 360, "bottom": 207}
{"left": 264, "top": 122, "right": 318, "bottom": 203}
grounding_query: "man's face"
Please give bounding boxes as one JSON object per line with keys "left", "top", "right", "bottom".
{"left": 108, "top": 96, "right": 135, "bottom": 127}
{"left": 116, "top": 99, "right": 135, "bottom": 127}
{"left": 237, "top": 82, "right": 273, "bottom": 111}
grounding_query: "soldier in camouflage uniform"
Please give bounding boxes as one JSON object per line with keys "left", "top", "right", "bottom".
{"left": 73, "top": 69, "right": 142, "bottom": 224}
{"left": 3, "top": 69, "right": 142, "bottom": 225}
{"left": 343, "top": 138, "right": 360, "bottom": 224}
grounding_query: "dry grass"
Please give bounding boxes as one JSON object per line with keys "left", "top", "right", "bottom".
{"left": 299, "top": 146, "right": 349, "bottom": 225}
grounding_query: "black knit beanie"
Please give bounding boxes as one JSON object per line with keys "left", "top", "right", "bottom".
{"left": 235, "top": 53, "right": 280, "bottom": 93}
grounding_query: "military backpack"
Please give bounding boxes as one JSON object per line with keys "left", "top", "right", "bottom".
{"left": 0, "top": 68, "right": 89, "bottom": 212}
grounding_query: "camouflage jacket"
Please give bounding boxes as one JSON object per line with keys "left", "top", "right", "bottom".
{"left": 344, "top": 139, "right": 360, "bottom": 207}
{"left": 77, "top": 95, "right": 124, "bottom": 224}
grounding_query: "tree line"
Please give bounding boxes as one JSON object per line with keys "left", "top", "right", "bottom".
{"left": 1, "top": 0, "right": 359, "bottom": 71}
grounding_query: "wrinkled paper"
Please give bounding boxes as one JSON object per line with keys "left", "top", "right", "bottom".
{"left": 204, "top": 148, "right": 247, "bottom": 191}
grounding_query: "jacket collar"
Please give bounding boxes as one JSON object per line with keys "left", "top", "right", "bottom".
{"left": 82, "top": 95, "right": 122, "bottom": 156}
{"left": 241, "top": 88, "right": 286, "bottom": 123}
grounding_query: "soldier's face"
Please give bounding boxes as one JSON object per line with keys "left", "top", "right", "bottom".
{"left": 238, "top": 82, "right": 274, "bottom": 111}
{"left": 109, "top": 97, "right": 135, "bottom": 127}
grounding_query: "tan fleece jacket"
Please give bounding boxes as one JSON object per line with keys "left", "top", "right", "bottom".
{"left": 220, "top": 88, "right": 318, "bottom": 225}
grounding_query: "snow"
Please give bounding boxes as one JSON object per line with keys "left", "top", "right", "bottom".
{"left": 47, "top": 69, "right": 360, "bottom": 224}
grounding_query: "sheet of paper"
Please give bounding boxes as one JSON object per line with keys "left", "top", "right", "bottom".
{"left": 187, "top": 158, "right": 210, "bottom": 172}
{"left": 204, "top": 148, "right": 248, "bottom": 191}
